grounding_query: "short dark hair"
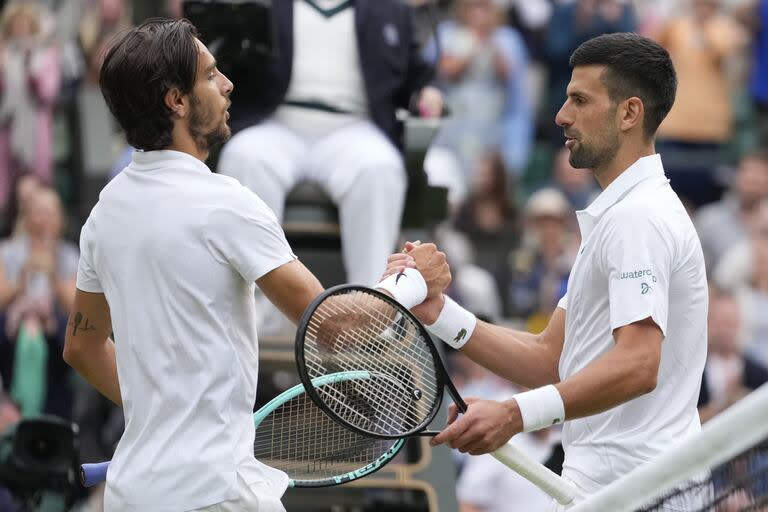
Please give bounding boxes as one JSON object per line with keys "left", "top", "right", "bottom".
{"left": 99, "top": 19, "right": 200, "bottom": 151}
{"left": 570, "top": 32, "right": 677, "bottom": 139}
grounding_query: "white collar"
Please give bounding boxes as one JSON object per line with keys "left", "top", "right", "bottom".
{"left": 130, "top": 150, "right": 211, "bottom": 174}
{"left": 580, "top": 154, "right": 666, "bottom": 219}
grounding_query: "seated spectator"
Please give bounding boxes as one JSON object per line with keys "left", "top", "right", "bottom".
{"left": 654, "top": 0, "right": 749, "bottom": 207}
{"left": 698, "top": 290, "right": 768, "bottom": 422}
{"left": 425, "top": 0, "right": 533, "bottom": 178}
{"left": 0, "top": 172, "right": 40, "bottom": 238}
{"left": 714, "top": 226, "right": 768, "bottom": 368}
{"left": 0, "top": 2, "right": 61, "bottom": 217}
{"left": 453, "top": 151, "right": 520, "bottom": 296}
{"left": 503, "top": 188, "right": 577, "bottom": 328}
{"left": 695, "top": 150, "right": 768, "bottom": 273}
{"left": 0, "top": 186, "right": 78, "bottom": 419}
{"left": 448, "top": 352, "right": 559, "bottom": 512}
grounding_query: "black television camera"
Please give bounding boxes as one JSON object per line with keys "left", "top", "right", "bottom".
{"left": 0, "top": 417, "right": 79, "bottom": 511}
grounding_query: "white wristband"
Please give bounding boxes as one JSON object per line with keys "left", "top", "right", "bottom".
{"left": 426, "top": 295, "right": 477, "bottom": 349}
{"left": 513, "top": 384, "right": 565, "bottom": 432}
{"left": 374, "top": 268, "right": 428, "bottom": 310}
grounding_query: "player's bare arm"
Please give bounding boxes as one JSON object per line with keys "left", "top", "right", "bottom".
{"left": 556, "top": 316, "right": 662, "bottom": 419}
{"left": 63, "top": 289, "right": 121, "bottom": 406}
{"left": 461, "top": 309, "right": 565, "bottom": 389}
{"left": 257, "top": 259, "right": 324, "bottom": 325}
{"left": 432, "top": 316, "right": 663, "bottom": 455}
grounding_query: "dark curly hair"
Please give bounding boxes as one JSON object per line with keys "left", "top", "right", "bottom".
{"left": 99, "top": 18, "right": 200, "bottom": 151}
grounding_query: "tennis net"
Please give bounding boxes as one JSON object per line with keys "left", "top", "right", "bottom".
{"left": 570, "top": 383, "right": 768, "bottom": 512}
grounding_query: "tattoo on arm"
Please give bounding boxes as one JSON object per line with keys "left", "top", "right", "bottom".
{"left": 70, "top": 312, "right": 96, "bottom": 336}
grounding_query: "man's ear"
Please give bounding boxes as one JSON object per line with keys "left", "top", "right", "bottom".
{"left": 164, "top": 87, "right": 187, "bottom": 119}
{"left": 619, "top": 96, "right": 644, "bottom": 134}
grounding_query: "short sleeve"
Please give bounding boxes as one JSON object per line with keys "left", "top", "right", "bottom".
{"left": 76, "top": 218, "right": 103, "bottom": 293}
{"left": 205, "top": 187, "right": 296, "bottom": 283}
{"left": 602, "top": 213, "right": 673, "bottom": 336}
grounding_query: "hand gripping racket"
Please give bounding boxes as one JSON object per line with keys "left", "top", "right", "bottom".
{"left": 80, "top": 372, "right": 406, "bottom": 488}
{"left": 295, "top": 284, "right": 581, "bottom": 505}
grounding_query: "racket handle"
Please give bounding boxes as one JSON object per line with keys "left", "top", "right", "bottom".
{"left": 492, "top": 442, "right": 581, "bottom": 505}
{"left": 81, "top": 461, "right": 110, "bottom": 487}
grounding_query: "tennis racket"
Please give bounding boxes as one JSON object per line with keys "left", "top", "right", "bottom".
{"left": 80, "top": 372, "right": 406, "bottom": 488}
{"left": 295, "top": 284, "right": 581, "bottom": 505}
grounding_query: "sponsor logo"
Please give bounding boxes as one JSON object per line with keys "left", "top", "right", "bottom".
{"left": 453, "top": 328, "right": 468, "bottom": 345}
{"left": 395, "top": 271, "right": 406, "bottom": 285}
{"left": 620, "top": 269, "right": 653, "bottom": 279}
{"left": 641, "top": 282, "right": 651, "bottom": 294}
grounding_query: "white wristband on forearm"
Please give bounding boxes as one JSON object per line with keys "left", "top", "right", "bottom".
{"left": 374, "top": 268, "right": 428, "bottom": 310}
{"left": 426, "top": 295, "right": 477, "bottom": 349}
{"left": 513, "top": 384, "right": 565, "bottom": 432}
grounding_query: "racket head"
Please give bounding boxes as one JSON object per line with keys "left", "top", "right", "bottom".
{"left": 253, "top": 371, "right": 405, "bottom": 487}
{"left": 295, "top": 284, "right": 447, "bottom": 439}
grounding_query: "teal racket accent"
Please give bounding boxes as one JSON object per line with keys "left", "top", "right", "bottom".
{"left": 81, "top": 371, "right": 405, "bottom": 489}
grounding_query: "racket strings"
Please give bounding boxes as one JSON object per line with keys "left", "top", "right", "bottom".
{"left": 302, "top": 290, "right": 442, "bottom": 436}
{"left": 253, "top": 391, "right": 398, "bottom": 481}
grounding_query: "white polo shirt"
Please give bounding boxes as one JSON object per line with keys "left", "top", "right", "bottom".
{"left": 556, "top": 154, "right": 708, "bottom": 493}
{"left": 76, "top": 150, "right": 296, "bottom": 511}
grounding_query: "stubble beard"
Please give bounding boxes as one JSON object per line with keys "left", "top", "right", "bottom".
{"left": 568, "top": 128, "right": 620, "bottom": 172}
{"left": 188, "top": 95, "right": 231, "bottom": 152}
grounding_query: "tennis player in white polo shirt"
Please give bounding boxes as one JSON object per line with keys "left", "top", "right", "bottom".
{"left": 394, "top": 33, "right": 708, "bottom": 508}
{"left": 61, "top": 19, "right": 450, "bottom": 512}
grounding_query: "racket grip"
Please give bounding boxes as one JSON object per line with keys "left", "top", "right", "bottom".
{"left": 492, "top": 442, "right": 581, "bottom": 505}
{"left": 81, "top": 461, "right": 110, "bottom": 487}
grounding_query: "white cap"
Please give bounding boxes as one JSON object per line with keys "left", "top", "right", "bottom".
{"left": 525, "top": 188, "right": 570, "bottom": 218}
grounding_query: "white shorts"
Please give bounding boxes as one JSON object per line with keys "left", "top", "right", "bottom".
{"left": 189, "top": 476, "right": 286, "bottom": 512}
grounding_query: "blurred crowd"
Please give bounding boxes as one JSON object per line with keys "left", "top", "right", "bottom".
{"left": 0, "top": 0, "right": 768, "bottom": 511}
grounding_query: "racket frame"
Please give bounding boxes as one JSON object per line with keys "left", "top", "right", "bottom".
{"left": 79, "top": 373, "right": 407, "bottom": 489}
{"left": 294, "top": 284, "right": 582, "bottom": 505}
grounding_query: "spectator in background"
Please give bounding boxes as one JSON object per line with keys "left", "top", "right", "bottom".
{"left": 544, "top": 0, "right": 636, "bottom": 145}
{"left": 695, "top": 150, "right": 768, "bottom": 272}
{"left": 78, "top": 0, "right": 132, "bottom": 85}
{"left": 714, "top": 224, "right": 768, "bottom": 368}
{"left": 426, "top": 0, "right": 533, "bottom": 179}
{"left": 698, "top": 290, "right": 768, "bottom": 422}
{"left": 456, "top": 429, "right": 556, "bottom": 512}
{"left": 448, "top": 351, "right": 558, "bottom": 512}
{"left": 0, "top": 2, "right": 60, "bottom": 217}
{"left": 504, "top": 187, "right": 576, "bottom": 330}
{"left": 0, "top": 186, "right": 78, "bottom": 419}
{"left": 740, "top": 0, "right": 768, "bottom": 144}
{"left": 0, "top": 172, "right": 40, "bottom": 238}
{"left": 549, "top": 146, "right": 598, "bottom": 211}
{"left": 217, "top": 1, "right": 442, "bottom": 334}
{"left": 453, "top": 151, "right": 520, "bottom": 298}
{"left": 654, "top": 0, "right": 749, "bottom": 207}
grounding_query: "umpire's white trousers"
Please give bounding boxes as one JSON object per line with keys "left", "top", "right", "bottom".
{"left": 190, "top": 476, "right": 286, "bottom": 512}
{"left": 218, "top": 116, "right": 407, "bottom": 286}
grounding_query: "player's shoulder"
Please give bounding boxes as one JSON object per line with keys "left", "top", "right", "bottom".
{"left": 203, "top": 173, "right": 280, "bottom": 225}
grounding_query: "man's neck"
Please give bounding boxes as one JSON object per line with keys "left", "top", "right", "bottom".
{"left": 166, "top": 124, "right": 209, "bottom": 162}
{"left": 592, "top": 142, "right": 655, "bottom": 190}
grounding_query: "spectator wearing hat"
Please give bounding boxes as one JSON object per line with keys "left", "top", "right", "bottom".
{"left": 502, "top": 187, "right": 578, "bottom": 328}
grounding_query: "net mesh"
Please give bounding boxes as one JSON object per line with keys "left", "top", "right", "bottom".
{"left": 252, "top": 388, "right": 401, "bottom": 484}
{"left": 301, "top": 289, "right": 441, "bottom": 437}
{"left": 634, "top": 442, "right": 768, "bottom": 512}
